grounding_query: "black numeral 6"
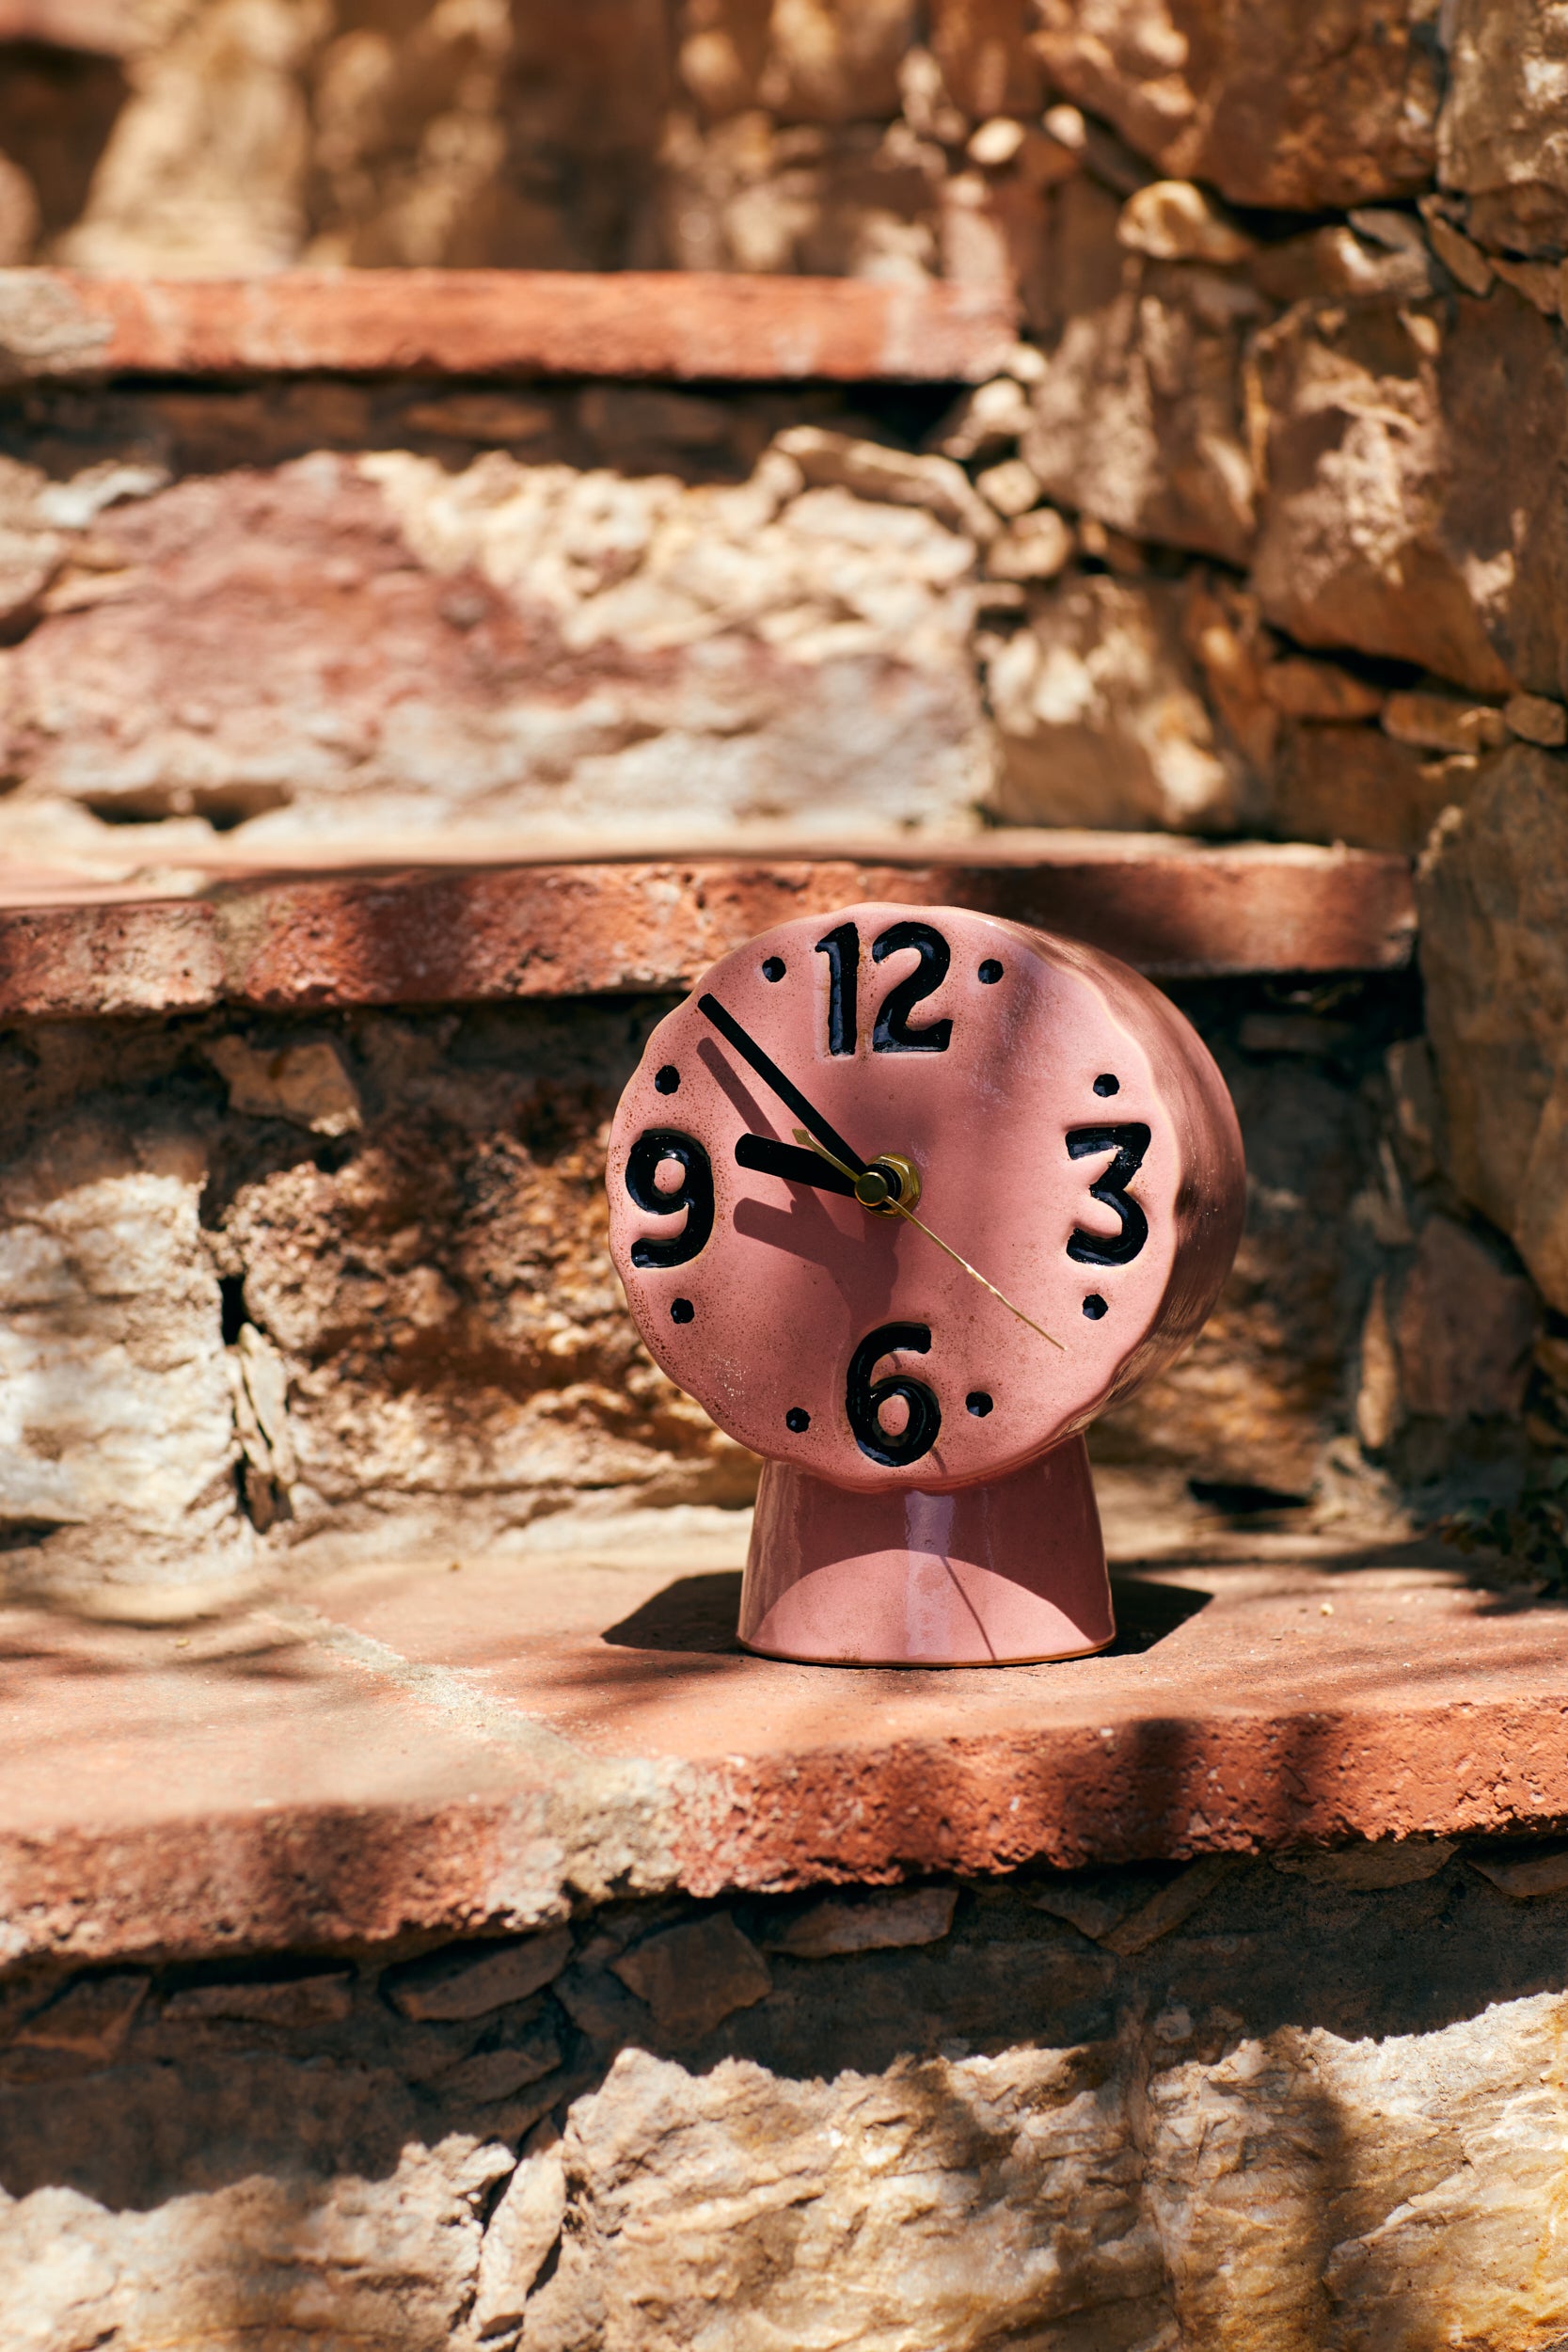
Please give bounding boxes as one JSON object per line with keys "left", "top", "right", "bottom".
{"left": 846, "top": 1321, "right": 942, "bottom": 1467}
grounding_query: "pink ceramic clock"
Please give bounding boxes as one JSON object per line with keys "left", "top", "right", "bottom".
{"left": 607, "top": 903, "right": 1245, "bottom": 1666}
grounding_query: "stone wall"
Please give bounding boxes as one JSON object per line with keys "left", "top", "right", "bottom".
{"left": 0, "top": 975, "right": 1450, "bottom": 1609}
{"left": 1, "top": 4, "right": 1567, "bottom": 1553}
{"left": 6, "top": 1843, "right": 1568, "bottom": 2348}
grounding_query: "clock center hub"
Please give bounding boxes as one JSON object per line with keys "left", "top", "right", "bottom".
{"left": 855, "top": 1153, "right": 922, "bottom": 1216}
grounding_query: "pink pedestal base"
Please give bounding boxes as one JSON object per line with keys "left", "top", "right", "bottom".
{"left": 740, "top": 1438, "right": 1115, "bottom": 1667}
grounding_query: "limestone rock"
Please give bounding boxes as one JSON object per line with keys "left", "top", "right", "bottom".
{"left": 1030, "top": 0, "right": 1440, "bottom": 209}
{"left": 1146, "top": 1991, "right": 1568, "bottom": 2350}
{"left": 1262, "top": 658, "right": 1385, "bottom": 724}
{"left": 1269, "top": 724, "right": 1479, "bottom": 857}
{"left": 611, "top": 1915, "right": 771, "bottom": 2039}
{"left": 14, "top": 1974, "right": 148, "bottom": 2058}
{"left": 1252, "top": 286, "right": 1568, "bottom": 701}
{"left": 1383, "top": 690, "right": 1508, "bottom": 755}
{"left": 1096, "top": 1042, "right": 1381, "bottom": 1491}
{"left": 523, "top": 2042, "right": 1166, "bottom": 2350}
{"left": 928, "top": 0, "right": 1042, "bottom": 119}
{"left": 1117, "top": 179, "right": 1253, "bottom": 265}
{"left": 657, "top": 108, "right": 947, "bottom": 280}
{"left": 56, "top": 0, "right": 319, "bottom": 275}
{"left": 0, "top": 1112, "right": 251, "bottom": 1610}
{"left": 1022, "top": 197, "right": 1259, "bottom": 564}
{"left": 471, "top": 2122, "right": 567, "bottom": 2339}
{"left": 772, "top": 424, "right": 997, "bottom": 540}
{"left": 1274, "top": 1841, "right": 1457, "bottom": 1890}
{"left": 387, "top": 1930, "right": 575, "bottom": 2023}
{"left": 161, "top": 1973, "right": 354, "bottom": 2027}
{"left": 0, "top": 447, "right": 988, "bottom": 846}
{"left": 215, "top": 1006, "right": 759, "bottom": 1535}
{"left": 1504, "top": 691, "right": 1568, "bottom": 747}
{"left": 206, "top": 1035, "right": 363, "bottom": 1136}
{"left": 1468, "top": 1843, "right": 1568, "bottom": 1899}
{"left": 1438, "top": 0, "right": 1568, "bottom": 256}
{"left": 1394, "top": 1216, "right": 1539, "bottom": 1422}
{"left": 986, "top": 574, "right": 1247, "bottom": 831}
{"left": 1418, "top": 746, "right": 1568, "bottom": 1313}
{"left": 757, "top": 1886, "right": 958, "bottom": 1957}
{"left": 983, "top": 504, "right": 1073, "bottom": 580}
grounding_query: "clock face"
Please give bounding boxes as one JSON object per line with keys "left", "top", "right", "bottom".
{"left": 607, "top": 903, "right": 1244, "bottom": 1495}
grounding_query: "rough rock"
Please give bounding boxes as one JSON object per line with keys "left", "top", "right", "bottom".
{"left": 1251, "top": 287, "right": 1568, "bottom": 701}
{"left": 1116, "top": 178, "right": 1253, "bottom": 265}
{"left": 56, "top": 0, "right": 318, "bottom": 276}
{"left": 1418, "top": 746, "right": 1568, "bottom": 1313}
{"left": 1393, "top": 1216, "right": 1539, "bottom": 1422}
{"left": 756, "top": 1885, "right": 958, "bottom": 1957}
{"left": 0, "top": 448, "right": 990, "bottom": 844}
{"left": 205, "top": 1035, "right": 363, "bottom": 1136}
{"left": 1029, "top": 0, "right": 1440, "bottom": 209}
{"left": 1274, "top": 1840, "right": 1457, "bottom": 1890}
{"left": 1096, "top": 1028, "right": 1383, "bottom": 1492}
{"left": 387, "top": 1931, "right": 575, "bottom": 2023}
{"left": 1438, "top": 0, "right": 1568, "bottom": 256}
{"left": 161, "top": 1973, "right": 354, "bottom": 2027}
{"left": 1271, "top": 725, "right": 1483, "bottom": 856}
{"left": 471, "top": 2122, "right": 568, "bottom": 2339}
{"left": 986, "top": 573, "right": 1247, "bottom": 831}
{"left": 11, "top": 1864, "right": 1568, "bottom": 2344}
{"left": 14, "top": 1973, "right": 147, "bottom": 2058}
{"left": 983, "top": 503, "right": 1072, "bottom": 580}
{"left": 0, "top": 1108, "right": 252, "bottom": 1612}
{"left": 1022, "top": 183, "right": 1259, "bottom": 564}
{"left": 611, "top": 1915, "right": 771, "bottom": 2037}
{"left": 1504, "top": 690, "right": 1568, "bottom": 747}
{"left": 1383, "top": 690, "right": 1508, "bottom": 755}
{"left": 1468, "top": 1844, "right": 1568, "bottom": 1899}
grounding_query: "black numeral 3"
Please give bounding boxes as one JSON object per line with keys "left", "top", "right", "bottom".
{"left": 1065, "top": 1125, "right": 1150, "bottom": 1267}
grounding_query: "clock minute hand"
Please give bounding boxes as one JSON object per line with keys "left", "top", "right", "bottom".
{"left": 698, "top": 994, "right": 869, "bottom": 1176}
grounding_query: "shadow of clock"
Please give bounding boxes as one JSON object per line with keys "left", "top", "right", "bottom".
{"left": 600, "top": 1570, "right": 1209, "bottom": 1659}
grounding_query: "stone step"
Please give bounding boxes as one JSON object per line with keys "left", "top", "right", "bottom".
{"left": 0, "top": 836, "right": 1415, "bottom": 1018}
{"left": 0, "top": 266, "right": 1018, "bottom": 385}
{"left": 0, "top": 1495, "right": 1538, "bottom": 1972}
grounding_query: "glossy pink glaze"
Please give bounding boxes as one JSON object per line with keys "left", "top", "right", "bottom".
{"left": 741, "top": 1437, "right": 1112, "bottom": 1666}
{"left": 606, "top": 903, "right": 1244, "bottom": 1664}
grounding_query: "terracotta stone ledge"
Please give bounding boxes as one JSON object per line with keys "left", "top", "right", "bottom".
{"left": 0, "top": 1533, "right": 1562, "bottom": 1968}
{"left": 0, "top": 269, "right": 1019, "bottom": 386}
{"left": 0, "top": 839, "right": 1416, "bottom": 1018}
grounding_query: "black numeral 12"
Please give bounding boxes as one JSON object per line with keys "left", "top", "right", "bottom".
{"left": 815, "top": 921, "right": 952, "bottom": 1056}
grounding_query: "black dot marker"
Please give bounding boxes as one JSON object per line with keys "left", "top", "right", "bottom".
{"left": 785, "top": 1406, "right": 810, "bottom": 1432}
{"left": 978, "top": 960, "right": 1004, "bottom": 985}
{"left": 1083, "top": 1295, "right": 1108, "bottom": 1320}
{"left": 655, "top": 1064, "right": 680, "bottom": 1094}
{"left": 966, "top": 1391, "right": 993, "bottom": 1417}
{"left": 671, "top": 1297, "right": 694, "bottom": 1324}
{"left": 1093, "top": 1073, "right": 1119, "bottom": 1096}
{"left": 762, "top": 957, "right": 786, "bottom": 981}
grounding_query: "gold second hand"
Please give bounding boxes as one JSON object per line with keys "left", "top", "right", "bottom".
{"left": 792, "top": 1129, "right": 1065, "bottom": 1353}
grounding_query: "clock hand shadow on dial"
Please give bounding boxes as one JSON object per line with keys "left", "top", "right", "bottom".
{"left": 695, "top": 1033, "right": 899, "bottom": 1305}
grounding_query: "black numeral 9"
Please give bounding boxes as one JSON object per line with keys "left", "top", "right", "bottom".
{"left": 846, "top": 1321, "right": 942, "bottom": 1467}
{"left": 626, "top": 1130, "right": 715, "bottom": 1268}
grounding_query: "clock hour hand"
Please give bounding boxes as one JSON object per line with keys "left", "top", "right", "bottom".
{"left": 735, "top": 1132, "right": 858, "bottom": 1199}
{"left": 698, "top": 994, "right": 869, "bottom": 1176}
